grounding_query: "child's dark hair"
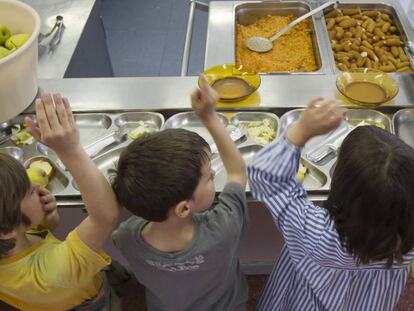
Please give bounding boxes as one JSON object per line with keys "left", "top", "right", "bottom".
{"left": 0, "top": 154, "right": 31, "bottom": 257}
{"left": 111, "top": 129, "right": 210, "bottom": 221}
{"left": 326, "top": 126, "right": 414, "bottom": 268}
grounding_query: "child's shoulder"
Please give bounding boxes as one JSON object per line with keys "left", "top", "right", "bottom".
{"left": 213, "top": 182, "right": 247, "bottom": 213}
{"left": 113, "top": 216, "right": 147, "bottom": 244}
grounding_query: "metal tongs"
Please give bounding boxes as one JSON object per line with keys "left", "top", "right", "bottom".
{"left": 38, "top": 15, "right": 65, "bottom": 53}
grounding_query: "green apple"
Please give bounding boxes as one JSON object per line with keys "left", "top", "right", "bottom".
{"left": 0, "top": 24, "right": 11, "bottom": 45}
{"left": 26, "top": 167, "right": 48, "bottom": 188}
{"left": 5, "top": 33, "right": 30, "bottom": 50}
{"left": 0, "top": 46, "right": 11, "bottom": 60}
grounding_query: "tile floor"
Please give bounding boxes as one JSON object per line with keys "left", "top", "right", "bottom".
{"left": 101, "top": 0, "right": 216, "bottom": 77}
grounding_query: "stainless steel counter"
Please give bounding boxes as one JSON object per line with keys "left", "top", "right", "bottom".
{"left": 205, "top": 0, "right": 414, "bottom": 73}
{"left": 21, "top": 0, "right": 96, "bottom": 78}
{"left": 29, "top": 75, "right": 414, "bottom": 113}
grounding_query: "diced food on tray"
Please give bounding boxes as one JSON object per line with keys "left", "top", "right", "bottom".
{"left": 237, "top": 15, "right": 318, "bottom": 72}
{"left": 128, "top": 121, "right": 152, "bottom": 140}
{"left": 11, "top": 124, "right": 34, "bottom": 145}
{"left": 244, "top": 118, "right": 276, "bottom": 145}
{"left": 26, "top": 159, "right": 55, "bottom": 188}
{"left": 26, "top": 167, "right": 48, "bottom": 187}
{"left": 30, "top": 159, "right": 54, "bottom": 178}
{"left": 296, "top": 161, "right": 308, "bottom": 182}
{"left": 349, "top": 119, "right": 386, "bottom": 129}
{"left": 325, "top": 9, "right": 412, "bottom": 72}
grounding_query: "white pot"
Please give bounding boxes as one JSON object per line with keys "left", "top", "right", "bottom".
{"left": 0, "top": 0, "right": 40, "bottom": 123}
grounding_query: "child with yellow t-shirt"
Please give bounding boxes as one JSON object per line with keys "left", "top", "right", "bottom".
{"left": 0, "top": 94, "right": 121, "bottom": 311}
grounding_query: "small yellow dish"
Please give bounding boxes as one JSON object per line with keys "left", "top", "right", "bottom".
{"left": 336, "top": 68, "right": 399, "bottom": 107}
{"left": 200, "top": 64, "right": 261, "bottom": 102}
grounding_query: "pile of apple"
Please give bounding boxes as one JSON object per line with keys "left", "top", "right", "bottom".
{"left": 0, "top": 24, "right": 30, "bottom": 60}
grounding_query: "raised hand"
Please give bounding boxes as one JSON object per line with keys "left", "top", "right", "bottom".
{"left": 25, "top": 93, "right": 80, "bottom": 157}
{"left": 287, "top": 97, "right": 347, "bottom": 146}
{"left": 191, "top": 75, "right": 219, "bottom": 122}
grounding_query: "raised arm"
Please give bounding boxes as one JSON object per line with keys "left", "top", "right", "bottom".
{"left": 191, "top": 75, "right": 247, "bottom": 188}
{"left": 248, "top": 98, "right": 345, "bottom": 232}
{"left": 26, "top": 94, "right": 121, "bottom": 251}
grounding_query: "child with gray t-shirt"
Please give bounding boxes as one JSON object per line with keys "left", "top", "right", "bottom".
{"left": 111, "top": 75, "right": 249, "bottom": 311}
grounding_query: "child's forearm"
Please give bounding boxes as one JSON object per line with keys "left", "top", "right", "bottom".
{"left": 249, "top": 135, "right": 300, "bottom": 183}
{"left": 203, "top": 114, "right": 246, "bottom": 185}
{"left": 287, "top": 122, "right": 311, "bottom": 147}
{"left": 58, "top": 147, "right": 120, "bottom": 226}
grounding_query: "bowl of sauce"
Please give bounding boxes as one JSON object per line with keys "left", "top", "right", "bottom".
{"left": 336, "top": 68, "right": 399, "bottom": 106}
{"left": 200, "top": 64, "right": 261, "bottom": 102}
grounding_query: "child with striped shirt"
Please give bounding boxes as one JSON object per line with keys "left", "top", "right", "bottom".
{"left": 248, "top": 98, "right": 414, "bottom": 310}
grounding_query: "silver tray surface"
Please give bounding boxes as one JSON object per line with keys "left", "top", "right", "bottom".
{"left": 392, "top": 108, "right": 414, "bottom": 148}
{"left": 163, "top": 112, "right": 229, "bottom": 145}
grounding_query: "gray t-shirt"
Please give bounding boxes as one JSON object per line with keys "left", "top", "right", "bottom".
{"left": 113, "top": 182, "right": 249, "bottom": 311}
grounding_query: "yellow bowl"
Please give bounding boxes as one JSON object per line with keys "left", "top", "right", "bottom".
{"left": 336, "top": 68, "right": 399, "bottom": 107}
{"left": 199, "top": 64, "right": 261, "bottom": 102}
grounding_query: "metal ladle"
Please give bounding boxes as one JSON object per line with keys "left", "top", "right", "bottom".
{"left": 245, "top": 1, "right": 338, "bottom": 53}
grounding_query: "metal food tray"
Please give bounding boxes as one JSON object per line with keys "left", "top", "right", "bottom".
{"left": 234, "top": 1, "right": 328, "bottom": 74}
{"left": 392, "top": 108, "right": 414, "bottom": 148}
{"left": 162, "top": 112, "right": 229, "bottom": 145}
{"left": 321, "top": 2, "right": 414, "bottom": 73}
{"left": 278, "top": 108, "right": 392, "bottom": 191}
{"left": 74, "top": 113, "right": 113, "bottom": 147}
{"left": 163, "top": 111, "right": 280, "bottom": 191}
{"left": 0, "top": 112, "right": 165, "bottom": 197}
{"left": 212, "top": 144, "right": 263, "bottom": 191}
{"left": 114, "top": 112, "right": 165, "bottom": 132}
{"left": 230, "top": 111, "right": 280, "bottom": 140}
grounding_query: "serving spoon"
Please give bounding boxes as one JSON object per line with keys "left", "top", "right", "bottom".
{"left": 245, "top": 0, "right": 338, "bottom": 53}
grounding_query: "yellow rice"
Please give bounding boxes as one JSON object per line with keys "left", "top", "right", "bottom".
{"left": 236, "top": 15, "right": 318, "bottom": 73}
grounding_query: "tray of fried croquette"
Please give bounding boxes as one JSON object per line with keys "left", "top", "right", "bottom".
{"left": 323, "top": 3, "right": 414, "bottom": 73}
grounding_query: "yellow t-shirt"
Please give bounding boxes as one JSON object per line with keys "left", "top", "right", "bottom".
{"left": 0, "top": 229, "right": 111, "bottom": 311}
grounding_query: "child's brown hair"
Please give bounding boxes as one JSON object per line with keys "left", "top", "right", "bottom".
{"left": 0, "top": 154, "right": 31, "bottom": 257}
{"left": 111, "top": 129, "right": 210, "bottom": 221}
{"left": 326, "top": 126, "right": 414, "bottom": 267}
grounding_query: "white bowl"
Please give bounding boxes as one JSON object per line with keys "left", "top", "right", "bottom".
{"left": 0, "top": 0, "right": 40, "bottom": 123}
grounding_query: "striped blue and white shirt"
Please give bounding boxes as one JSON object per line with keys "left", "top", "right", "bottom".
{"left": 248, "top": 135, "right": 414, "bottom": 311}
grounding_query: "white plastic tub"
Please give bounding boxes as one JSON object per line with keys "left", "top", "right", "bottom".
{"left": 0, "top": 0, "right": 40, "bottom": 123}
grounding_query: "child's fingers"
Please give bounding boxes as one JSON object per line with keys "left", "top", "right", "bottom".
{"left": 43, "top": 204, "right": 57, "bottom": 216}
{"left": 25, "top": 116, "right": 41, "bottom": 141}
{"left": 334, "top": 107, "right": 347, "bottom": 119}
{"left": 199, "top": 75, "right": 209, "bottom": 92}
{"left": 35, "top": 98, "right": 52, "bottom": 136}
{"left": 320, "top": 100, "right": 339, "bottom": 116}
{"left": 190, "top": 90, "right": 201, "bottom": 105}
{"left": 62, "top": 97, "right": 75, "bottom": 126}
{"left": 40, "top": 193, "right": 54, "bottom": 205}
{"left": 42, "top": 94, "right": 61, "bottom": 131}
{"left": 208, "top": 87, "right": 219, "bottom": 103}
{"left": 308, "top": 96, "right": 324, "bottom": 108}
{"left": 38, "top": 187, "right": 50, "bottom": 196}
{"left": 53, "top": 94, "right": 70, "bottom": 128}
